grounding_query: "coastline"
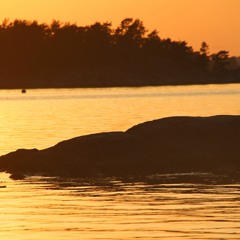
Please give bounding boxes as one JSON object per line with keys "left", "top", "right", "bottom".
{"left": 0, "top": 68, "right": 239, "bottom": 90}
{"left": 0, "top": 78, "right": 240, "bottom": 90}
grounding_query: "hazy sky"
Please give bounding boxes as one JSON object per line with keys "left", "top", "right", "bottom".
{"left": 0, "top": 0, "right": 239, "bottom": 55}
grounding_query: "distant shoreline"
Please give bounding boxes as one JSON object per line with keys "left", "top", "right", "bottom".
{"left": 1, "top": 78, "right": 240, "bottom": 90}
{"left": 0, "top": 18, "right": 240, "bottom": 90}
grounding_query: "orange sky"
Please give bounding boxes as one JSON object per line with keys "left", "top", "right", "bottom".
{"left": 0, "top": 0, "right": 239, "bottom": 56}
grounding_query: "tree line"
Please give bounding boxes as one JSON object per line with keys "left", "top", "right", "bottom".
{"left": 0, "top": 18, "right": 239, "bottom": 88}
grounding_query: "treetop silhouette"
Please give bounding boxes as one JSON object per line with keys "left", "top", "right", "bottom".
{"left": 0, "top": 18, "right": 239, "bottom": 88}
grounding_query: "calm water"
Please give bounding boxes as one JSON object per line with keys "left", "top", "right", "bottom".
{"left": 0, "top": 84, "right": 240, "bottom": 239}
{"left": 0, "top": 84, "right": 240, "bottom": 154}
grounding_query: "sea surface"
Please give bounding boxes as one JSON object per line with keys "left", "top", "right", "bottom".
{"left": 0, "top": 84, "right": 240, "bottom": 239}
{"left": 0, "top": 84, "right": 240, "bottom": 155}
{"left": 0, "top": 172, "right": 240, "bottom": 240}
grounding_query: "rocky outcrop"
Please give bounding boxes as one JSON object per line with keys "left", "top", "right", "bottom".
{"left": 0, "top": 115, "right": 240, "bottom": 177}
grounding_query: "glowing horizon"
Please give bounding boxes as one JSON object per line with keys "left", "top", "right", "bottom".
{"left": 0, "top": 0, "right": 239, "bottom": 56}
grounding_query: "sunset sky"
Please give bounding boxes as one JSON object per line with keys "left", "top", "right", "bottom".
{"left": 0, "top": 0, "right": 239, "bottom": 56}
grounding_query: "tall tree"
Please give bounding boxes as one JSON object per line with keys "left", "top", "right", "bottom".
{"left": 200, "top": 41, "right": 209, "bottom": 56}
{"left": 210, "top": 50, "right": 230, "bottom": 72}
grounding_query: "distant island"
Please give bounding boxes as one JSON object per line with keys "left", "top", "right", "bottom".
{"left": 0, "top": 115, "right": 240, "bottom": 182}
{"left": 0, "top": 18, "right": 240, "bottom": 89}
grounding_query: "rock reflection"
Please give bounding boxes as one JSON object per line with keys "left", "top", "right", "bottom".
{"left": 23, "top": 172, "right": 240, "bottom": 191}
{"left": 1, "top": 172, "right": 240, "bottom": 240}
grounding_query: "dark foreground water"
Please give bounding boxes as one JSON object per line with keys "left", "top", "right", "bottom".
{"left": 0, "top": 172, "right": 240, "bottom": 240}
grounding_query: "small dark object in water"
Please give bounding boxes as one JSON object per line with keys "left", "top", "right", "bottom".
{"left": 10, "top": 173, "right": 26, "bottom": 180}
{"left": 21, "top": 89, "right": 26, "bottom": 93}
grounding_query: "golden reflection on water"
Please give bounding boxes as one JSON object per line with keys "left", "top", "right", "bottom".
{"left": 0, "top": 84, "right": 240, "bottom": 155}
{"left": 0, "top": 172, "right": 240, "bottom": 240}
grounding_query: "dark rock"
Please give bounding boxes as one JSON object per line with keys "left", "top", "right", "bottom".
{"left": 9, "top": 172, "right": 26, "bottom": 180}
{"left": 0, "top": 115, "right": 240, "bottom": 178}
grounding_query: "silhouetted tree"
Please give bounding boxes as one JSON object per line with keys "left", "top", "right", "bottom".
{"left": 210, "top": 50, "right": 230, "bottom": 73}
{"left": 200, "top": 41, "right": 209, "bottom": 56}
